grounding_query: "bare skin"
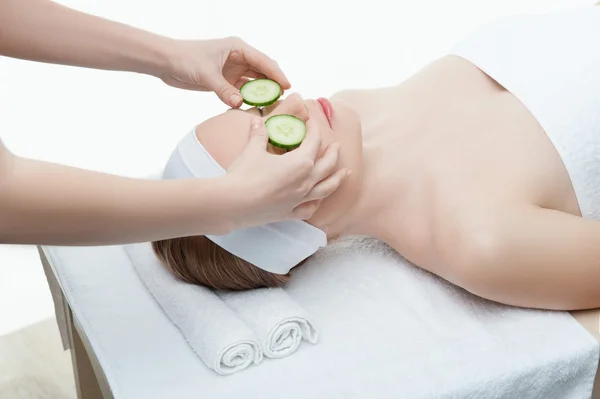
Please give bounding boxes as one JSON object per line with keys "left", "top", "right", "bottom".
{"left": 330, "top": 55, "right": 595, "bottom": 311}
{"left": 193, "top": 6, "right": 600, "bottom": 310}
{"left": 197, "top": 55, "right": 599, "bottom": 310}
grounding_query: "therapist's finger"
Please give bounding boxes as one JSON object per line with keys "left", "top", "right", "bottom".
{"left": 290, "top": 199, "right": 321, "bottom": 220}
{"left": 303, "top": 168, "right": 350, "bottom": 203}
{"left": 210, "top": 74, "right": 244, "bottom": 108}
{"left": 241, "top": 70, "right": 269, "bottom": 80}
{"left": 310, "top": 142, "right": 341, "bottom": 183}
{"left": 239, "top": 41, "right": 291, "bottom": 90}
{"left": 234, "top": 77, "right": 252, "bottom": 90}
{"left": 243, "top": 117, "right": 269, "bottom": 151}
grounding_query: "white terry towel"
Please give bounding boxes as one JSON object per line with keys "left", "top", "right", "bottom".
{"left": 283, "top": 236, "right": 600, "bottom": 399}
{"left": 217, "top": 288, "right": 318, "bottom": 359}
{"left": 124, "top": 242, "right": 262, "bottom": 375}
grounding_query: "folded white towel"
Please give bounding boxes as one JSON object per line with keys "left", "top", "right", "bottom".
{"left": 124, "top": 243, "right": 262, "bottom": 375}
{"left": 217, "top": 288, "right": 318, "bottom": 359}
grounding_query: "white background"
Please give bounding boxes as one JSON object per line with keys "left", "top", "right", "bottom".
{"left": 0, "top": 0, "right": 594, "bottom": 336}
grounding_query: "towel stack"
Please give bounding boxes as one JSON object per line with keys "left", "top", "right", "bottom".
{"left": 125, "top": 243, "right": 317, "bottom": 375}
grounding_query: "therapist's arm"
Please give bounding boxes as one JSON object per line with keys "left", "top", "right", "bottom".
{"left": 0, "top": 120, "right": 346, "bottom": 246}
{"left": 0, "top": 143, "right": 238, "bottom": 246}
{"left": 0, "top": 0, "right": 291, "bottom": 108}
{"left": 0, "top": 0, "right": 172, "bottom": 76}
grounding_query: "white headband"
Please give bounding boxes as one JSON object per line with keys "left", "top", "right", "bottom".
{"left": 162, "top": 129, "right": 327, "bottom": 274}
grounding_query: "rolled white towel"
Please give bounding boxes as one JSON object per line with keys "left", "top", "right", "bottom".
{"left": 124, "top": 243, "right": 262, "bottom": 375}
{"left": 217, "top": 287, "right": 318, "bottom": 359}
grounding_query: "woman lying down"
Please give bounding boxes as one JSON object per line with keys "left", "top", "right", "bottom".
{"left": 153, "top": 7, "right": 600, "bottom": 311}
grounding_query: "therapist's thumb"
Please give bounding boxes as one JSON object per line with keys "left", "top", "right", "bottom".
{"left": 211, "top": 76, "right": 243, "bottom": 108}
{"left": 244, "top": 117, "right": 269, "bottom": 152}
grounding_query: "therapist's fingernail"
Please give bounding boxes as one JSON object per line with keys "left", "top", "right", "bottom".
{"left": 346, "top": 169, "right": 353, "bottom": 178}
{"left": 251, "top": 117, "right": 262, "bottom": 128}
{"left": 230, "top": 94, "right": 242, "bottom": 105}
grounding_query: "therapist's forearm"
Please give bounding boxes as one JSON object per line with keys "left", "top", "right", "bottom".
{"left": 0, "top": 0, "right": 173, "bottom": 76}
{"left": 0, "top": 149, "right": 238, "bottom": 246}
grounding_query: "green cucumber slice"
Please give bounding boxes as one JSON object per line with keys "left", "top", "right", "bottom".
{"left": 265, "top": 114, "right": 306, "bottom": 150}
{"left": 240, "top": 79, "right": 282, "bottom": 107}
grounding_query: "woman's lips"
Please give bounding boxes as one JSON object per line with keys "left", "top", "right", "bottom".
{"left": 317, "top": 97, "right": 334, "bottom": 128}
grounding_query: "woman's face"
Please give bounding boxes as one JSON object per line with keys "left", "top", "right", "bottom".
{"left": 195, "top": 92, "right": 363, "bottom": 231}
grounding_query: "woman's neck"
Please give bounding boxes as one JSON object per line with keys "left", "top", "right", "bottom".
{"left": 324, "top": 80, "right": 435, "bottom": 242}
{"left": 325, "top": 127, "right": 413, "bottom": 242}
{"left": 339, "top": 144, "right": 391, "bottom": 238}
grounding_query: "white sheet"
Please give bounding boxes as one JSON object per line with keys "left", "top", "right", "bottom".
{"left": 44, "top": 237, "right": 599, "bottom": 399}
{"left": 450, "top": 8, "right": 600, "bottom": 221}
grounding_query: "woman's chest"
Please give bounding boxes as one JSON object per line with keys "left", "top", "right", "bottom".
{"left": 364, "top": 90, "right": 582, "bottom": 268}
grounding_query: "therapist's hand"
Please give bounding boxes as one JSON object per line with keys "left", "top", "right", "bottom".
{"left": 159, "top": 37, "right": 291, "bottom": 108}
{"left": 225, "top": 117, "right": 350, "bottom": 229}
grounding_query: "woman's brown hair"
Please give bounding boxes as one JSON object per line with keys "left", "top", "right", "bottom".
{"left": 152, "top": 235, "right": 291, "bottom": 291}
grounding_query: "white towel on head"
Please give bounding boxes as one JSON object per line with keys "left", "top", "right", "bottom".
{"left": 124, "top": 242, "right": 262, "bottom": 375}
{"left": 217, "top": 288, "right": 318, "bottom": 359}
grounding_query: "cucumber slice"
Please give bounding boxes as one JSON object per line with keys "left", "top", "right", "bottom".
{"left": 265, "top": 114, "right": 306, "bottom": 150}
{"left": 240, "top": 79, "right": 282, "bottom": 107}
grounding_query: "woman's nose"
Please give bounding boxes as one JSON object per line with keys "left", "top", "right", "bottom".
{"left": 269, "top": 93, "right": 309, "bottom": 122}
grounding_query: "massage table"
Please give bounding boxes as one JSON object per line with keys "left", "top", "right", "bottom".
{"left": 38, "top": 243, "right": 600, "bottom": 399}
